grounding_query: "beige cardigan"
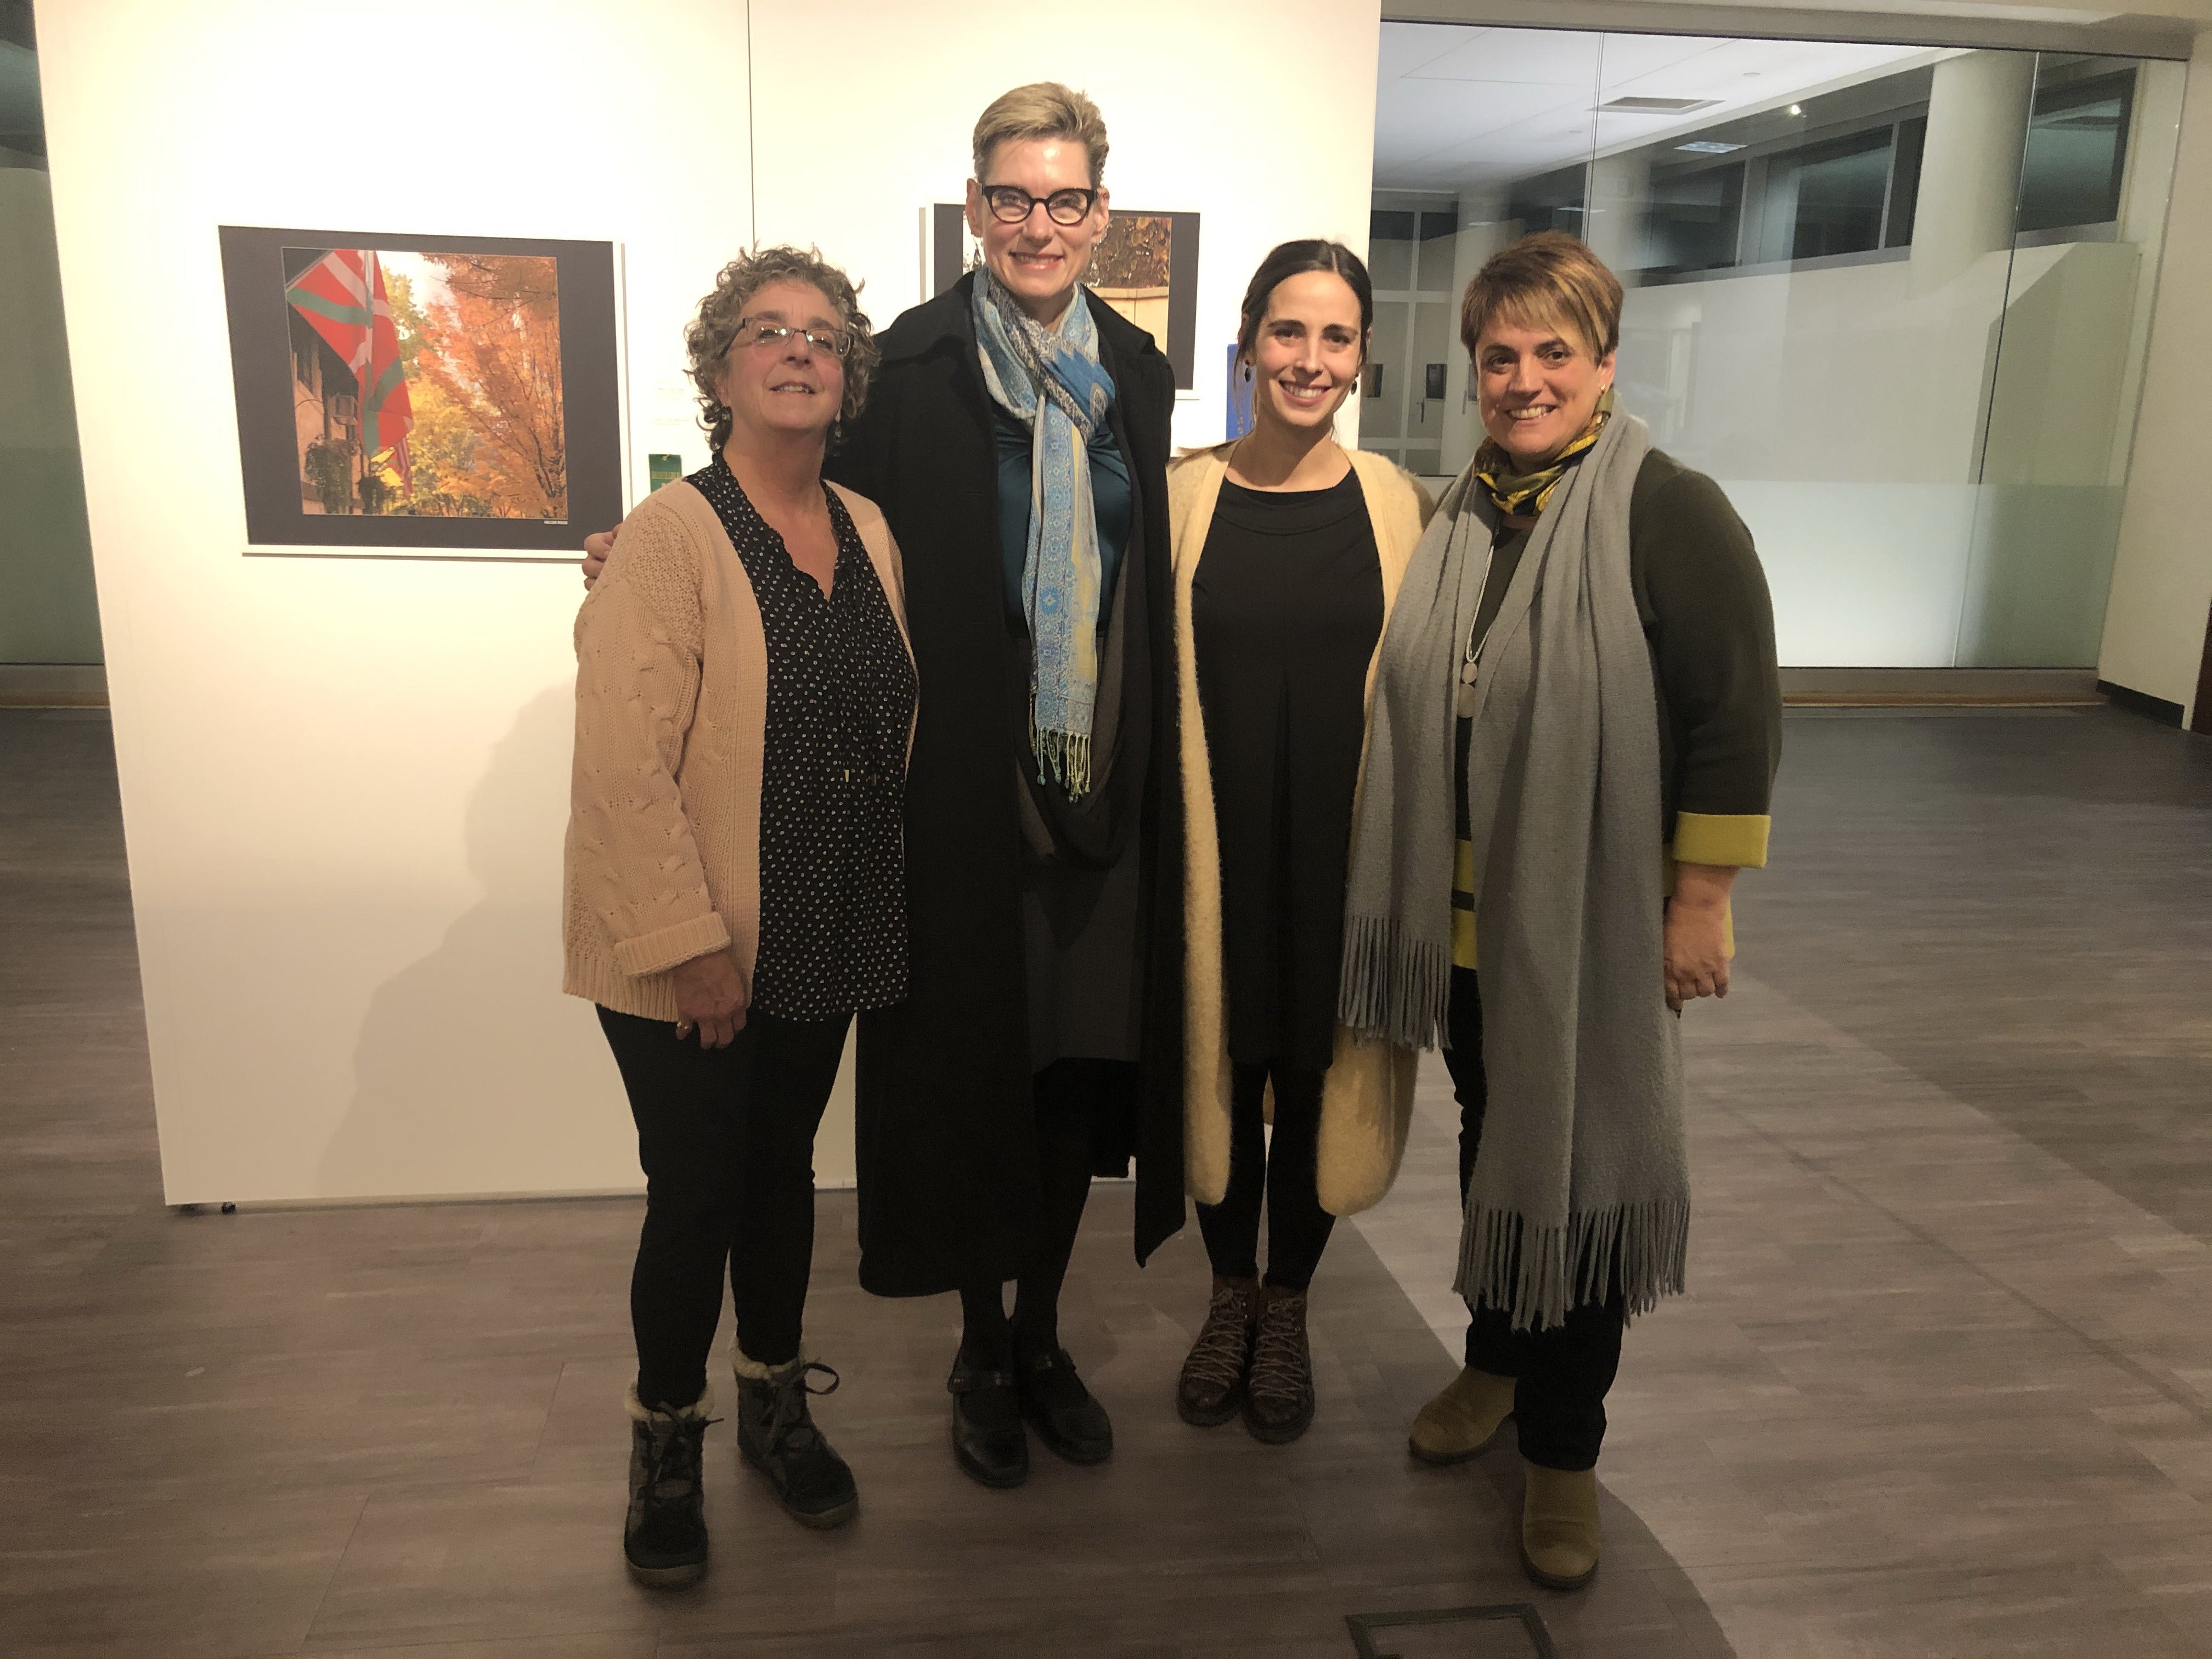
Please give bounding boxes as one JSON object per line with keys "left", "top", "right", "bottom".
{"left": 1168, "top": 443, "right": 1436, "bottom": 1215}
{"left": 562, "top": 477, "right": 912, "bottom": 1020}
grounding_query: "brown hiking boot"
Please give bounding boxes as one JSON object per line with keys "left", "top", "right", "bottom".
{"left": 1177, "top": 1275, "right": 1258, "bottom": 1426}
{"left": 1242, "top": 1284, "right": 1315, "bottom": 1444}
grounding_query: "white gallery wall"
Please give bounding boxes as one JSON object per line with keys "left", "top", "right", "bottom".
{"left": 35, "top": 0, "right": 1382, "bottom": 1204}
{"left": 36, "top": 0, "right": 758, "bottom": 1203}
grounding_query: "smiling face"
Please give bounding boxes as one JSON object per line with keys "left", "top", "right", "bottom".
{"left": 964, "top": 136, "right": 1108, "bottom": 324}
{"left": 1473, "top": 313, "right": 1616, "bottom": 467}
{"left": 712, "top": 278, "right": 846, "bottom": 449}
{"left": 1245, "top": 269, "right": 1366, "bottom": 437}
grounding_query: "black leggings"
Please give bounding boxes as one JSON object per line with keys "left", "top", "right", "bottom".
{"left": 1195, "top": 1062, "right": 1335, "bottom": 1292}
{"left": 958, "top": 1058, "right": 1121, "bottom": 1365}
{"left": 599, "top": 1004, "right": 850, "bottom": 1410}
{"left": 1443, "top": 969, "right": 1625, "bottom": 1472}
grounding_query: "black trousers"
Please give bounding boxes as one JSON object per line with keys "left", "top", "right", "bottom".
{"left": 1442, "top": 968, "right": 1625, "bottom": 1472}
{"left": 1195, "top": 1061, "right": 1335, "bottom": 1292}
{"left": 598, "top": 1004, "right": 850, "bottom": 1410}
{"left": 958, "top": 1057, "right": 1124, "bottom": 1364}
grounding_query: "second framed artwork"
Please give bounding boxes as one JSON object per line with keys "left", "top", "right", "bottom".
{"left": 928, "top": 204, "right": 1200, "bottom": 391}
{"left": 218, "top": 225, "right": 623, "bottom": 555}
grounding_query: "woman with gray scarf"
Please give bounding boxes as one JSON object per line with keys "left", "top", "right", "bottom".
{"left": 1340, "top": 232, "right": 1780, "bottom": 1592}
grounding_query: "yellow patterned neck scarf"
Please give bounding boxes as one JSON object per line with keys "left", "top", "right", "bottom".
{"left": 1473, "top": 389, "right": 1615, "bottom": 521}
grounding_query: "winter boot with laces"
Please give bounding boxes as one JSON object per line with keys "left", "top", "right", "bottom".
{"left": 1243, "top": 1283, "right": 1317, "bottom": 1444}
{"left": 733, "top": 1354, "right": 859, "bottom": 1530}
{"left": 623, "top": 1384, "right": 716, "bottom": 1587}
{"left": 1177, "top": 1275, "right": 1259, "bottom": 1427}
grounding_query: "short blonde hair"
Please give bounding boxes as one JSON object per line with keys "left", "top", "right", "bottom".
{"left": 684, "top": 245, "right": 878, "bottom": 453}
{"left": 1459, "top": 231, "right": 1623, "bottom": 363}
{"left": 971, "top": 82, "right": 1109, "bottom": 187}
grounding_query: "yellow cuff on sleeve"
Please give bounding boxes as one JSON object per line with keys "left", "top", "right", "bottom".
{"left": 1452, "top": 906, "right": 1478, "bottom": 972}
{"left": 1672, "top": 811, "right": 1770, "bottom": 869}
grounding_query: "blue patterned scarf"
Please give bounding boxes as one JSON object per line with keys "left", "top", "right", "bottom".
{"left": 972, "top": 267, "right": 1115, "bottom": 800}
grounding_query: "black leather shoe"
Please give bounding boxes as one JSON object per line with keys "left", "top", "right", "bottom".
{"left": 947, "top": 1360, "right": 1029, "bottom": 1488}
{"left": 1018, "top": 1346, "right": 1114, "bottom": 1465}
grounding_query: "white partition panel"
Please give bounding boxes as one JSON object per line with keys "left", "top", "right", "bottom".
{"left": 37, "top": 0, "right": 759, "bottom": 1203}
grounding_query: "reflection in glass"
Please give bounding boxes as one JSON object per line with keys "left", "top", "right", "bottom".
{"left": 1368, "top": 24, "right": 2183, "bottom": 669}
{"left": 2018, "top": 67, "right": 2133, "bottom": 232}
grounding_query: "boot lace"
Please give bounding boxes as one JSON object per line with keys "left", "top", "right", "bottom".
{"left": 762, "top": 1361, "right": 839, "bottom": 1454}
{"left": 1182, "top": 1282, "right": 1256, "bottom": 1393}
{"left": 1246, "top": 1292, "right": 1310, "bottom": 1409}
{"left": 639, "top": 1408, "right": 716, "bottom": 1503}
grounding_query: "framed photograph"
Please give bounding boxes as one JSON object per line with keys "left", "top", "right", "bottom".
{"left": 928, "top": 203, "right": 1201, "bottom": 391}
{"left": 218, "top": 226, "right": 622, "bottom": 554}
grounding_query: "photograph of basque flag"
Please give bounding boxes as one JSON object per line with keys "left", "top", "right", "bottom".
{"left": 219, "top": 227, "right": 622, "bottom": 555}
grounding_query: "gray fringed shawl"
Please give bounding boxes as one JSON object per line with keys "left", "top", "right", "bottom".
{"left": 1337, "top": 412, "right": 1688, "bottom": 1331}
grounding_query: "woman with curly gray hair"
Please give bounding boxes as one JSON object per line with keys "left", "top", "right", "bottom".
{"left": 563, "top": 246, "right": 912, "bottom": 1583}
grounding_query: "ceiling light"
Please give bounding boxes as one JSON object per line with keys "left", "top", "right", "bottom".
{"left": 1596, "top": 96, "right": 1719, "bottom": 115}
{"left": 1676, "top": 140, "right": 1746, "bottom": 154}
{"left": 1788, "top": 104, "right": 1804, "bottom": 115}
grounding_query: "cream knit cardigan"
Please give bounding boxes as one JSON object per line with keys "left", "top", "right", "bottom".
{"left": 563, "top": 477, "right": 911, "bottom": 1022}
{"left": 1169, "top": 442, "right": 1435, "bottom": 1215}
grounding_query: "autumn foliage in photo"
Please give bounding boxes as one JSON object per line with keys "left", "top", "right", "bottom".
{"left": 388, "top": 254, "right": 567, "bottom": 520}
{"left": 287, "top": 248, "right": 567, "bottom": 521}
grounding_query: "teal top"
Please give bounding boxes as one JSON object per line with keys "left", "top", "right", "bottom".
{"left": 993, "top": 400, "right": 1133, "bottom": 634}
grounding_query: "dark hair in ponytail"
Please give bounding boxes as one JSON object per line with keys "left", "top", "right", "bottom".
{"left": 1234, "top": 239, "right": 1374, "bottom": 366}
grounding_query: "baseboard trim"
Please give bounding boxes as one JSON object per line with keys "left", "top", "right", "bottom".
{"left": 2096, "top": 680, "right": 2185, "bottom": 729}
{"left": 1781, "top": 667, "right": 2102, "bottom": 707}
{"left": 0, "top": 663, "right": 108, "bottom": 707}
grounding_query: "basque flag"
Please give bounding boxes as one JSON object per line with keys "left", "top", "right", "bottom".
{"left": 285, "top": 249, "right": 414, "bottom": 488}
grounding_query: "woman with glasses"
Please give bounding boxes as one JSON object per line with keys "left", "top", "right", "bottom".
{"left": 566, "top": 246, "right": 912, "bottom": 1583}
{"left": 583, "top": 83, "right": 1182, "bottom": 1494}
{"left": 1166, "top": 241, "right": 1429, "bottom": 1444}
{"left": 823, "top": 80, "right": 1182, "bottom": 1491}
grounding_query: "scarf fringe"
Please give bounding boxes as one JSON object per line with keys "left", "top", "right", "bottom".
{"left": 1338, "top": 913, "right": 1449, "bottom": 1051}
{"left": 1033, "top": 725, "right": 1093, "bottom": 801}
{"left": 1453, "top": 1197, "right": 1690, "bottom": 1333}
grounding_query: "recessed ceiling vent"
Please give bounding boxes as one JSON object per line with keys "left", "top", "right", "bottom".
{"left": 1598, "top": 96, "right": 1719, "bottom": 115}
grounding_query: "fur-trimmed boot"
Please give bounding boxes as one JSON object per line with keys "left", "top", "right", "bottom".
{"left": 1408, "top": 1364, "right": 1516, "bottom": 1464}
{"left": 623, "top": 1384, "right": 716, "bottom": 1587}
{"left": 1520, "top": 1460, "right": 1601, "bottom": 1590}
{"left": 732, "top": 1353, "right": 858, "bottom": 1530}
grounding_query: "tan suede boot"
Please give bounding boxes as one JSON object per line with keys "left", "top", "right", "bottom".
{"left": 1407, "top": 1364, "right": 1515, "bottom": 1465}
{"left": 1519, "top": 1460, "right": 1600, "bottom": 1590}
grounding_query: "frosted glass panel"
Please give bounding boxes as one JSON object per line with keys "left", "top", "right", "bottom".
{"left": 1372, "top": 24, "right": 2182, "bottom": 667}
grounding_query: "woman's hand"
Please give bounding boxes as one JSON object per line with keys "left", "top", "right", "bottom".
{"left": 670, "top": 947, "right": 749, "bottom": 1048}
{"left": 581, "top": 527, "right": 617, "bottom": 591}
{"left": 1664, "top": 862, "right": 1738, "bottom": 1012}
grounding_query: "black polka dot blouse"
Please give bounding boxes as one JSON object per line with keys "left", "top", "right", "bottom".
{"left": 691, "top": 456, "right": 916, "bottom": 1022}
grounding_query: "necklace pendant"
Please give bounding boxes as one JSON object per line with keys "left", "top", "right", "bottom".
{"left": 1455, "top": 658, "right": 1479, "bottom": 718}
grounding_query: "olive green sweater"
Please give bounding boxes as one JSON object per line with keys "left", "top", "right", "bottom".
{"left": 1452, "top": 448, "right": 1781, "bottom": 968}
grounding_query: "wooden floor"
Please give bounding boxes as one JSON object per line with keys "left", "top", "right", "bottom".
{"left": 4, "top": 704, "right": 2210, "bottom": 1657}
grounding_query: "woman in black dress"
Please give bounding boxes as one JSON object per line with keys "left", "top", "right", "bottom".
{"left": 1165, "top": 242, "right": 1432, "bottom": 1442}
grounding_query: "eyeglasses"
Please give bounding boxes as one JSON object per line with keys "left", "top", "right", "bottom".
{"left": 732, "top": 318, "right": 852, "bottom": 358}
{"left": 978, "top": 184, "right": 1099, "bottom": 227}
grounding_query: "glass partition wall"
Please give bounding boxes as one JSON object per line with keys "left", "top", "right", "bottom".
{"left": 1365, "top": 25, "right": 2183, "bottom": 668}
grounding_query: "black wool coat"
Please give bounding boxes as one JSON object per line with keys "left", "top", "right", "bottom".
{"left": 827, "top": 274, "right": 1188, "bottom": 1297}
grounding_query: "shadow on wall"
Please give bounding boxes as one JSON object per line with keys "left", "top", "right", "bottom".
{"left": 318, "top": 684, "right": 638, "bottom": 1200}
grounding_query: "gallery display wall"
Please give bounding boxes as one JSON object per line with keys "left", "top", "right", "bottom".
{"left": 35, "top": 0, "right": 1380, "bottom": 1204}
